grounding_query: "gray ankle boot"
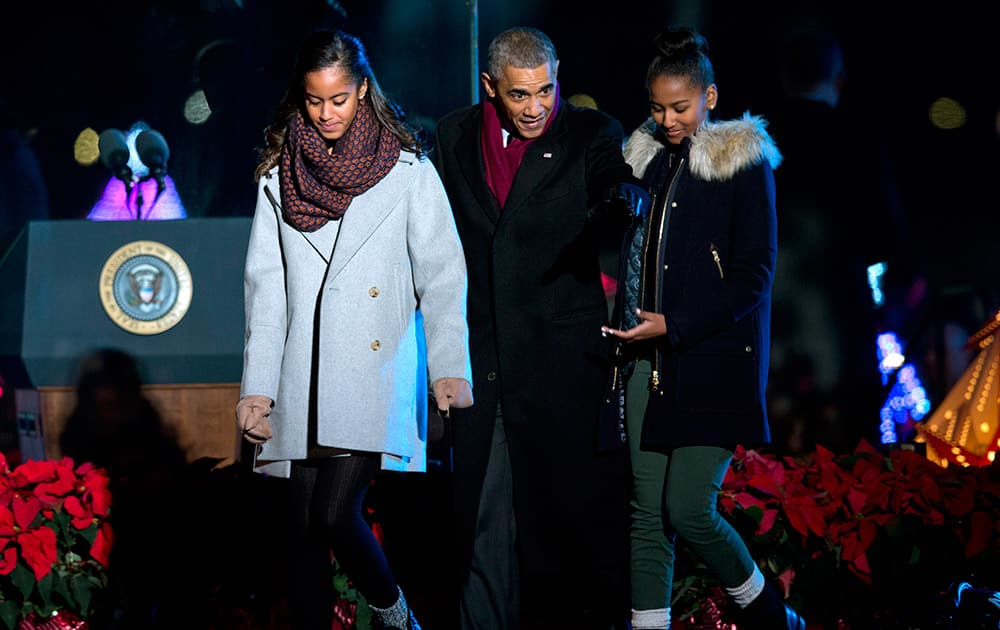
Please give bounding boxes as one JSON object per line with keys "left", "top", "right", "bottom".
{"left": 370, "top": 586, "right": 422, "bottom": 630}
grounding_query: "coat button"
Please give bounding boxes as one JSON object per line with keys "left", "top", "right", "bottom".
{"left": 369, "top": 287, "right": 380, "bottom": 298}
{"left": 671, "top": 201, "right": 678, "bottom": 207}
{"left": 745, "top": 345, "right": 752, "bottom": 353}
{"left": 663, "top": 264, "right": 669, "bottom": 271}
{"left": 487, "top": 371, "right": 497, "bottom": 382}
{"left": 371, "top": 340, "right": 381, "bottom": 351}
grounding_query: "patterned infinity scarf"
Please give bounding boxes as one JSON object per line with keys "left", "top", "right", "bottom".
{"left": 279, "top": 97, "right": 401, "bottom": 231}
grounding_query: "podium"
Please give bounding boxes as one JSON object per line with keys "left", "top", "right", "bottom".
{"left": 0, "top": 218, "right": 252, "bottom": 466}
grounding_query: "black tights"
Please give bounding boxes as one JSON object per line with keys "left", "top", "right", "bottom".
{"left": 287, "top": 454, "right": 398, "bottom": 629}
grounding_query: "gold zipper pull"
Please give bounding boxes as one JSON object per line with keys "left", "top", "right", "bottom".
{"left": 710, "top": 243, "right": 724, "bottom": 278}
{"left": 649, "top": 370, "right": 660, "bottom": 393}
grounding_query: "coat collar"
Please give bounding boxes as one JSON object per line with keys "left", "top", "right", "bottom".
{"left": 264, "top": 153, "right": 413, "bottom": 280}
{"left": 624, "top": 112, "right": 782, "bottom": 181}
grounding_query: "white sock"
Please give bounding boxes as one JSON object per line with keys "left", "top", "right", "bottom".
{"left": 370, "top": 586, "right": 408, "bottom": 627}
{"left": 726, "top": 565, "right": 765, "bottom": 607}
{"left": 631, "top": 607, "right": 670, "bottom": 629}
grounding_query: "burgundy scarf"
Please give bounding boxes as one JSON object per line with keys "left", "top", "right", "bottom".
{"left": 280, "top": 97, "right": 401, "bottom": 232}
{"left": 480, "top": 83, "right": 560, "bottom": 209}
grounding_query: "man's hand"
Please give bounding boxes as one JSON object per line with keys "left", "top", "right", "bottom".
{"left": 431, "top": 377, "right": 474, "bottom": 418}
{"left": 236, "top": 395, "right": 274, "bottom": 444}
{"left": 601, "top": 309, "right": 667, "bottom": 342}
{"left": 616, "top": 182, "right": 651, "bottom": 225}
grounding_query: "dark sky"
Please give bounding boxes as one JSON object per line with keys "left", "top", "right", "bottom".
{"left": 4, "top": 0, "right": 999, "bottom": 344}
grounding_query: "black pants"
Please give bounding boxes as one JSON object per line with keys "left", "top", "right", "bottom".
{"left": 287, "top": 454, "right": 398, "bottom": 629}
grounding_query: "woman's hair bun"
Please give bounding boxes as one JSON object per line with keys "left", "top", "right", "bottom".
{"left": 653, "top": 26, "right": 708, "bottom": 61}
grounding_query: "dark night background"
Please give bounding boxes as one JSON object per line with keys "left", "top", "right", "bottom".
{"left": 2, "top": 2, "right": 1000, "bottom": 627}
{"left": 2, "top": 0, "right": 999, "bottom": 440}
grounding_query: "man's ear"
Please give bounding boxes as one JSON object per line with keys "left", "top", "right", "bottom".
{"left": 480, "top": 72, "right": 496, "bottom": 99}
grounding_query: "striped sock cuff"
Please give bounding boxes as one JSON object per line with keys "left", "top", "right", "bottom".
{"left": 631, "top": 607, "right": 670, "bottom": 629}
{"left": 726, "top": 565, "right": 765, "bottom": 607}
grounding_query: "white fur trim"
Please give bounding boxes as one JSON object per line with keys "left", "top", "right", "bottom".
{"left": 624, "top": 113, "right": 782, "bottom": 182}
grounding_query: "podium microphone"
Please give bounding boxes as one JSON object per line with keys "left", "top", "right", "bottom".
{"left": 98, "top": 128, "right": 133, "bottom": 194}
{"left": 136, "top": 129, "right": 169, "bottom": 200}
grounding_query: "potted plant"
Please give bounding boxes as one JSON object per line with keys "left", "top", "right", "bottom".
{"left": 0, "top": 454, "right": 112, "bottom": 629}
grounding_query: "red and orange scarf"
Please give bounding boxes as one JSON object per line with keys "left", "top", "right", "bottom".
{"left": 280, "top": 98, "right": 401, "bottom": 232}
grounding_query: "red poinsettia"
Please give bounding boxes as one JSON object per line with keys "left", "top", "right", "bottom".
{"left": 686, "top": 440, "right": 1000, "bottom": 626}
{"left": 0, "top": 453, "right": 113, "bottom": 627}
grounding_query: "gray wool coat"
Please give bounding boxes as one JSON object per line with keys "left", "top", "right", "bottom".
{"left": 241, "top": 151, "right": 472, "bottom": 477}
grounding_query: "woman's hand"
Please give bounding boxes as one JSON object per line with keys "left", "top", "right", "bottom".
{"left": 431, "top": 377, "right": 474, "bottom": 418}
{"left": 236, "top": 395, "right": 274, "bottom": 444}
{"left": 601, "top": 309, "right": 667, "bottom": 342}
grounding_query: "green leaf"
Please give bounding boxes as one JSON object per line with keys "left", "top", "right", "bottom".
{"left": 0, "top": 601, "right": 18, "bottom": 630}
{"left": 354, "top": 602, "right": 372, "bottom": 630}
{"left": 80, "top": 523, "right": 98, "bottom": 546}
{"left": 37, "top": 573, "right": 54, "bottom": 610}
{"left": 71, "top": 575, "right": 92, "bottom": 616}
{"left": 11, "top": 564, "right": 35, "bottom": 600}
{"left": 54, "top": 572, "right": 73, "bottom": 609}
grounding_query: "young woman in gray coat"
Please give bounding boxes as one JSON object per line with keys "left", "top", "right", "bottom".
{"left": 236, "top": 30, "right": 472, "bottom": 630}
{"left": 602, "top": 27, "right": 803, "bottom": 630}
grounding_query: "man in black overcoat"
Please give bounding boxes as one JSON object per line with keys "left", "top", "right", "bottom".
{"left": 434, "top": 26, "right": 641, "bottom": 630}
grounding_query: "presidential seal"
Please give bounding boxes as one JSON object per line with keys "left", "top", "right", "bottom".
{"left": 99, "top": 240, "right": 193, "bottom": 335}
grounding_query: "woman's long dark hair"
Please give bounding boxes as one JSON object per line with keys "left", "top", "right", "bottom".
{"left": 254, "top": 30, "right": 425, "bottom": 181}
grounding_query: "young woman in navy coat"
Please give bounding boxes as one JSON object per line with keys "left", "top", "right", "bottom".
{"left": 602, "top": 27, "right": 804, "bottom": 630}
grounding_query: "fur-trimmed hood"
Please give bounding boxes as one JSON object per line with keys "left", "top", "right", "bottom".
{"left": 624, "top": 113, "right": 782, "bottom": 182}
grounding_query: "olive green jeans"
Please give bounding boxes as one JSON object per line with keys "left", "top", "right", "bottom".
{"left": 627, "top": 359, "right": 757, "bottom": 610}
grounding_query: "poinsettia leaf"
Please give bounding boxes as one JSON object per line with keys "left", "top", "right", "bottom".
{"left": 966, "top": 510, "right": 993, "bottom": 558}
{"left": 20, "top": 526, "right": 58, "bottom": 581}
{"left": 78, "top": 522, "right": 98, "bottom": 546}
{"left": 847, "top": 487, "right": 867, "bottom": 514}
{"left": 777, "top": 568, "right": 796, "bottom": 598}
{"left": 748, "top": 471, "right": 783, "bottom": 497}
{"left": 72, "top": 574, "right": 92, "bottom": 616}
{"left": 783, "top": 505, "right": 809, "bottom": 538}
{"left": 0, "top": 600, "right": 17, "bottom": 630}
{"left": 757, "top": 508, "right": 778, "bottom": 535}
{"left": 799, "top": 505, "right": 826, "bottom": 538}
{"left": 734, "top": 491, "right": 766, "bottom": 511}
{"left": 90, "top": 523, "right": 112, "bottom": 567}
{"left": 54, "top": 569, "right": 74, "bottom": 607}
{"left": 11, "top": 563, "right": 35, "bottom": 600}
{"left": 36, "top": 571, "right": 54, "bottom": 609}
{"left": 12, "top": 496, "right": 41, "bottom": 531}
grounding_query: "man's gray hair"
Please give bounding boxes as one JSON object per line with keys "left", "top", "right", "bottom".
{"left": 487, "top": 27, "right": 558, "bottom": 80}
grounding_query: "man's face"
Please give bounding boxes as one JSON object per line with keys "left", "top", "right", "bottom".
{"left": 482, "top": 61, "right": 558, "bottom": 139}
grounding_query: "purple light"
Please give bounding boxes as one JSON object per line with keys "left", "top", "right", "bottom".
{"left": 87, "top": 175, "right": 186, "bottom": 221}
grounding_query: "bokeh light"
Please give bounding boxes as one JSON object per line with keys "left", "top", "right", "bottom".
{"left": 184, "top": 89, "right": 212, "bottom": 125}
{"left": 929, "top": 97, "right": 966, "bottom": 130}
{"left": 74, "top": 128, "right": 100, "bottom": 166}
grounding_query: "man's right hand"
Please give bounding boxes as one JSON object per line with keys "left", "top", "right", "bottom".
{"left": 236, "top": 395, "right": 274, "bottom": 444}
{"left": 616, "top": 182, "right": 651, "bottom": 225}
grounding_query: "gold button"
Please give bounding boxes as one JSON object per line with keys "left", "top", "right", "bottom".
{"left": 663, "top": 264, "right": 669, "bottom": 271}
{"left": 671, "top": 201, "right": 678, "bottom": 207}
{"left": 371, "top": 340, "right": 381, "bottom": 351}
{"left": 369, "top": 287, "right": 380, "bottom": 298}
